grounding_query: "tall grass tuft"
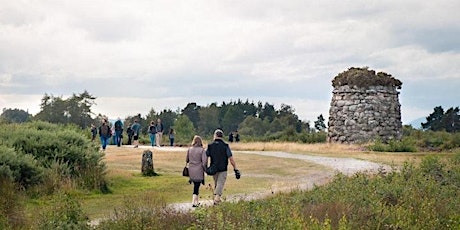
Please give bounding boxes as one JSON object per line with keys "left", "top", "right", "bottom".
{"left": 97, "top": 191, "right": 195, "bottom": 230}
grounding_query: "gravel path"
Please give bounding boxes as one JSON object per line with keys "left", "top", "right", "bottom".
{"left": 91, "top": 148, "right": 389, "bottom": 225}
{"left": 168, "top": 150, "right": 389, "bottom": 212}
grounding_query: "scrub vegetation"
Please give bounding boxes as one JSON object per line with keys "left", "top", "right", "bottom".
{"left": 1, "top": 121, "right": 459, "bottom": 229}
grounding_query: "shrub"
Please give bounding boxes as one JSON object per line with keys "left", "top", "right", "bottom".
{"left": 0, "top": 146, "right": 43, "bottom": 189}
{"left": 0, "top": 121, "right": 108, "bottom": 193}
{"left": 367, "top": 137, "right": 417, "bottom": 152}
{"left": 35, "top": 192, "right": 90, "bottom": 230}
{"left": 0, "top": 176, "right": 26, "bottom": 230}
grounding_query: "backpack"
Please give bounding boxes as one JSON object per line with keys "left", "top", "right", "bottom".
{"left": 149, "top": 125, "right": 156, "bottom": 134}
{"left": 115, "top": 120, "right": 122, "bottom": 131}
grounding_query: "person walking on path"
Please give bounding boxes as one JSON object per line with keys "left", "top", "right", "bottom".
{"left": 131, "top": 119, "right": 141, "bottom": 148}
{"left": 148, "top": 121, "right": 157, "bottom": 147}
{"left": 206, "top": 129, "right": 240, "bottom": 205}
{"left": 90, "top": 124, "right": 97, "bottom": 142}
{"left": 114, "top": 118, "right": 123, "bottom": 147}
{"left": 99, "top": 119, "right": 111, "bottom": 151}
{"left": 186, "top": 135, "right": 207, "bottom": 207}
{"left": 169, "top": 128, "right": 175, "bottom": 146}
{"left": 155, "top": 118, "right": 164, "bottom": 147}
{"left": 126, "top": 123, "right": 133, "bottom": 145}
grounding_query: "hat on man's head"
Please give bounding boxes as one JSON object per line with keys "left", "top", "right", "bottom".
{"left": 214, "top": 129, "right": 223, "bottom": 138}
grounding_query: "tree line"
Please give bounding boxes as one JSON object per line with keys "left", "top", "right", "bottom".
{"left": 0, "top": 91, "right": 328, "bottom": 143}
{"left": 3, "top": 91, "right": 457, "bottom": 143}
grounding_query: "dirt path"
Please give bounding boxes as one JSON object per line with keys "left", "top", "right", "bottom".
{"left": 168, "top": 150, "right": 389, "bottom": 212}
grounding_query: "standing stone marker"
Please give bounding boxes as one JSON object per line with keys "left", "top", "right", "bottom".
{"left": 141, "top": 150, "right": 157, "bottom": 176}
{"left": 328, "top": 67, "right": 403, "bottom": 143}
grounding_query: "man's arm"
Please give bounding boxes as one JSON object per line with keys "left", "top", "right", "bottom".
{"left": 229, "top": 156, "right": 237, "bottom": 170}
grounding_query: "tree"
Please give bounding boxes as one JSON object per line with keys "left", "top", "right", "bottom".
{"left": 221, "top": 106, "right": 245, "bottom": 134}
{"left": 1, "top": 108, "right": 31, "bottom": 123}
{"left": 198, "top": 103, "right": 220, "bottom": 137}
{"left": 258, "top": 102, "right": 276, "bottom": 122}
{"left": 158, "top": 109, "right": 178, "bottom": 134}
{"left": 238, "top": 116, "right": 267, "bottom": 137}
{"left": 173, "top": 115, "right": 196, "bottom": 144}
{"left": 442, "top": 107, "right": 460, "bottom": 132}
{"left": 314, "top": 114, "right": 327, "bottom": 131}
{"left": 422, "top": 106, "right": 460, "bottom": 132}
{"left": 181, "top": 103, "right": 200, "bottom": 129}
{"left": 34, "top": 91, "right": 96, "bottom": 129}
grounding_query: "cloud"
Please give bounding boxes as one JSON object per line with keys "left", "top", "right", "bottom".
{"left": 0, "top": 0, "right": 459, "bottom": 125}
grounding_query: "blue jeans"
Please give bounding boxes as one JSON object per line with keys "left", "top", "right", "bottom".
{"left": 100, "top": 136, "right": 109, "bottom": 150}
{"left": 115, "top": 131, "right": 123, "bottom": 146}
{"left": 149, "top": 133, "right": 156, "bottom": 146}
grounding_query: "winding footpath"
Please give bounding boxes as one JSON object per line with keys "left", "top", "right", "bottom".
{"left": 168, "top": 149, "right": 389, "bottom": 212}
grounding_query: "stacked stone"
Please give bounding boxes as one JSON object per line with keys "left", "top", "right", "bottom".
{"left": 328, "top": 68, "right": 402, "bottom": 143}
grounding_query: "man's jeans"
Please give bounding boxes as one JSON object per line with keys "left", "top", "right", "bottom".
{"left": 115, "top": 131, "right": 123, "bottom": 147}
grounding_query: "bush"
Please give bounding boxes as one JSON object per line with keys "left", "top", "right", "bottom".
{"left": 0, "top": 121, "right": 108, "bottom": 193}
{"left": 367, "top": 137, "right": 418, "bottom": 152}
{"left": 0, "top": 176, "right": 26, "bottom": 230}
{"left": 35, "top": 192, "right": 90, "bottom": 230}
{"left": 0, "top": 146, "right": 43, "bottom": 189}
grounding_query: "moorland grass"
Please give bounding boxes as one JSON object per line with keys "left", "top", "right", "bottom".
{"left": 78, "top": 145, "right": 326, "bottom": 220}
{"left": 95, "top": 151, "right": 460, "bottom": 230}
{"left": 7, "top": 140, "right": 459, "bottom": 229}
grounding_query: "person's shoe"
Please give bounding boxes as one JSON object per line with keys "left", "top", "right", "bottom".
{"left": 134, "top": 145, "right": 138, "bottom": 148}
{"left": 213, "top": 195, "right": 221, "bottom": 205}
{"left": 192, "top": 194, "right": 199, "bottom": 207}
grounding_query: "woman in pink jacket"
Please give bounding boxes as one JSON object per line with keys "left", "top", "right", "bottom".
{"left": 186, "top": 135, "right": 208, "bottom": 207}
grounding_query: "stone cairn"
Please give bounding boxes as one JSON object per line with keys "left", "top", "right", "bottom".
{"left": 328, "top": 67, "right": 403, "bottom": 143}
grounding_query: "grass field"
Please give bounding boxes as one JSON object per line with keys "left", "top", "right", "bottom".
{"left": 80, "top": 144, "right": 328, "bottom": 219}
{"left": 67, "top": 142, "right": 449, "bottom": 220}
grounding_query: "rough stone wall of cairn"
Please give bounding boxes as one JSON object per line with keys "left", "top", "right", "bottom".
{"left": 328, "top": 85, "right": 402, "bottom": 143}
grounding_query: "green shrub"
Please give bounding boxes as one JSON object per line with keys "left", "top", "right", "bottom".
{"left": 35, "top": 192, "right": 90, "bottom": 230}
{"left": 0, "top": 176, "right": 26, "bottom": 230}
{"left": 0, "top": 146, "right": 43, "bottom": 189}
{"left": 368, "top": 137, "right": 417, "bottom": 152}
{"left": 97, "top": 192, "right": 194, "bottom": 230}
{"left": 0, "top": 121, "right": 108, "bottom": 192}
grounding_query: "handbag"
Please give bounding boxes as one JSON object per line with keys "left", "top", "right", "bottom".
{"left": 182, "top": 165, "right": 189, "bottom": 177}
{"left": 206, "top": 164, "right": 217, "bottom": 175}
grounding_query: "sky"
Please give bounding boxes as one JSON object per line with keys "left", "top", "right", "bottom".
{"left": 1, "top": 0, "right": 459, "bottom": 125}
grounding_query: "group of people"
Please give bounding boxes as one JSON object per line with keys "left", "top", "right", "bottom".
{"left": 92, "top": 119, "right": 240, "bottom": 207}
{"left": 147, "top": 119, "right": 175, "bottom": 147}
{"left": 186, "top": 129, "right": 240, "bottom": 207}
{"left": 90, "top": 118, "right": 175, "bottom": 150}
{"left": 228, "top": 130, "right": 240, "bottom": 143}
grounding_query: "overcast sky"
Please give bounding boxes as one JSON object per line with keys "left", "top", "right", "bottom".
{"left": 1, "top": 0, "right": 459, "bottom": 125}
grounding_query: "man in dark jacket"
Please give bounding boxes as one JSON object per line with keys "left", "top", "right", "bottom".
{"left": 206, "top": 129, "right": 239, "bottom": 204}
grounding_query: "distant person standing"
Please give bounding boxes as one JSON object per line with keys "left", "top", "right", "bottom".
{"left": 155, "top": 118, "right": 164, "bottom": 147}
{"left": 99, "top": 119, "right": 111, "bottom": 151}
{"left": 186, "top": 135, "right": 207, "bottom": 207}
{"left": 228, "top": 132, "right": 234, "bottom": 143}
{"left": 126, "top": 123, "right": 133, "bottom": 145}
{"left": 131, "top": 119, "right": 141, "bottom": 148}
{"left": 206, "top": 129, "right": 240, "bottom": 205}
{"left": 114, "top": 118, "right": 124, "bottom": 147}
{"left": 90, "top": 124, "right": 97, "bottom": 142}
{"left": 148, "top": 121, "right": 157, "bottom": 147}
{"left": 169, "top": 128, "right": 175, "bottom": 146}
{"left": 234, "top": 130, "right": 240, "bottom": 142}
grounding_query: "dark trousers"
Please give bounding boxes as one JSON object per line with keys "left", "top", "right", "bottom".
{"left": 193, "top": 182, "right": 201, "bottom": 195}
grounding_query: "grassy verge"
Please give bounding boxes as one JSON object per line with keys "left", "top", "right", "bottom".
{"left": 76, "top": 145, "right": 327, "bottom": 219}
